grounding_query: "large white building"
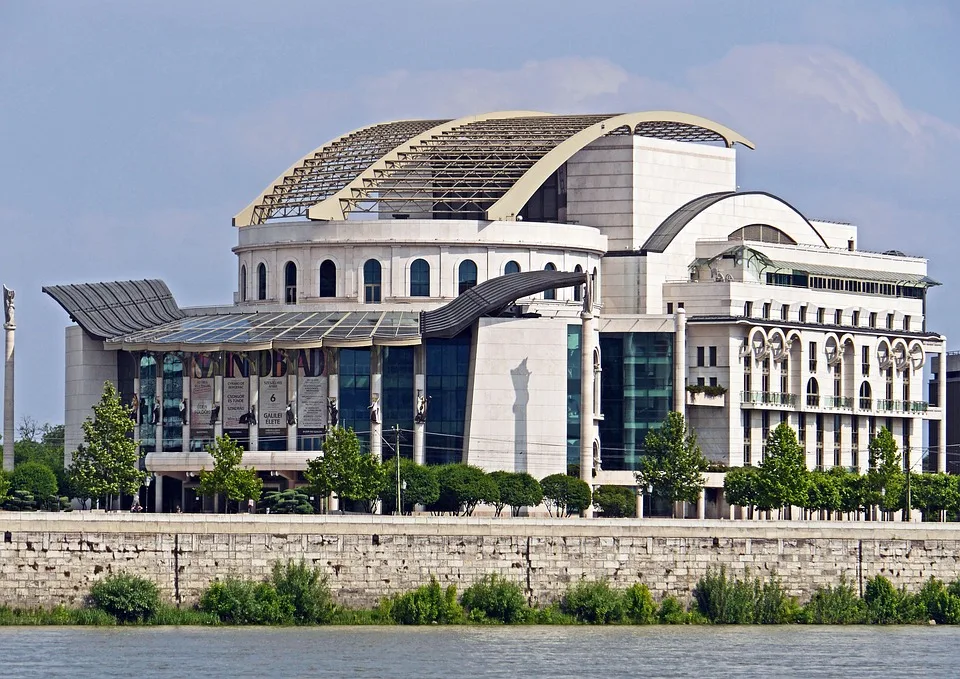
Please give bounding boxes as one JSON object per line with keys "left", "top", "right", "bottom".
{"left": 45, "top": 111, "right": 947, "bottom": 515}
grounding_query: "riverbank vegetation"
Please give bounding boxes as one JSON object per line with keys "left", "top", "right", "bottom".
{"left": 5, "top": 561, "right": 960, "bottom": 627}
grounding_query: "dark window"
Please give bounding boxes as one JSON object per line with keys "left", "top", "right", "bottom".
{"left": 318, "top": 260, "right": 336, "bottom": 297}
{"left": 240, "top": 265, "right": 247, "bottom": 302}
{"left": 744, "top": 301, "right": 753, "bottom": 317}
{"left": 410, "top": 259, "right": 430, "bottom": 297}
{"left": 458, "top": 260, "right": 478, "bottom": 295}
{"left": 162, "top": 354, "right": 183, "bottom": 452}
{"left": 666, "top": 302, "right": 673, "bottom": 314}
{"left": 806, "top": 377, "right": 820, "bottom": 407}
{"left": 696, "top": 347, "right": 705, "bottom": 367}
{"left": 382, "top": 346, "right": 415, "bottom": 460}
{"left": 138, "top": 355, "right": 157, "bottom": 453}
{"left": 573, "top": 265, "right": 583, "bottom": 302}
{"left": 284, "top": 261, "right": 297, "bottom": 304}
{"left": 886, "top": 313, "right": 894, "bottom": 330}
{"left": 781, "top": 304, "right": 789, "bottom": 321}
{"left": 567, "top": 325, "right": 582, "bottom": 468}
{"left": 709, "top": 376, "right": 718, "bottom": 387}
{"left": 799, "top": 306, "right": 807, "bottom": 323}
{"left": 834, "top": 309, "right": 842, "bottom": 325}
{"left": 339, "top": 348, "right": 372, "bottom": 451}
{"left": 425, "top": 333, "right": 472, "bottom": 465}
{"left": 817, "top": 308, "right": 825, "bottom": 324}
{"left": 364, "top": 259, "right": 382, "bottom": 303}
{"left": 709, "top": 346, "right": 717, "bottom": 367}
{"left": 762, "top": 303, "right": 771, "bottom": 319}
{"left": 852, "top": 310, "right": 860, "bottom": 326}
{"left": 869, "top": 312, "right": 877, "bottom": 328}
{"left": 504, "top": 260, "right": 521, "bottom": 275}
{"left": 257, "top": 263, "right": 267, "bottom": 300}
{"left": 903, "top": 315, "right": 911, "bottom": 331}
{"left": 543, "top": 262, "right": 557, "bottom": 300}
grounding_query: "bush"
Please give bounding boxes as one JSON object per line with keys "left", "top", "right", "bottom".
{"left": 146, "top": 604, "right": 220, "bottom": 626}
{"left": 593, "top": 485, "right": 637, "bottom": 518}
{"left": 755, "top": 577, "right": 798, "bottom": 624}
{"left": 198, "top": 578, "right": 291, "bottom": 624}
{"left": 561, "top": 580, "right": 623, "bottom": 624}
{"left": 89, "top": 573, "right": 161, "bottom": 623}
{"left": 11, "top": 461, "right": 58, "bottom": 505}
{"left": 540, "top": 474, "right": 592, "bottom": 517}
{"left": 491, "top": 472, "right": 543, "bottom": 517}
{"left": 3, "top": 489, "right": 36, "bottom": 511}
{"left": 864, "top": 575, "right": 903, "bottom": 625}
{"left": 913, "top": 577, "right": 960, "bottom": 625}
{"left": 271, "top": 560, "right": 335, "bottom": 624}
{"left": 657, "top": 596, "right": 689, "bottom": 624}
{"left": 460, "top": 575, "right": 529, "bottom": 623}
{"left": 430, "top": 465, "right": 498, "bottom": 516}
{"left": 532, "top": 603, "right": 577, "bottom": 625}
{"left": 261, "top": 489, "right": 314, "bottom": 514}
{"left": 803, "top": 579, "right": 866, "bottom": 624}
{"left": 622, "top": 583, "right": 657, "bottom": 624}
{"left": 694, "top": 567, "right": 756, "bottom": 624}
{"left": 387, "top": 578, "right": 464, "bottom": 625}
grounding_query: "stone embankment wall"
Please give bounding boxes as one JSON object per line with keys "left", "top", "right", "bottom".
{"left": 3, "top": 513, "right": 960, "bottom": 608}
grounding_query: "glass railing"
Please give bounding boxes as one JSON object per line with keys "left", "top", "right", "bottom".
{"left": 823, "top": 396, "right": 853, "bottom": 410}
{"left": 740, "top": 391, "right": 799, "bottom": 407}
{"left": 858, "top": 397, "right": 872, "bottom": 411}
{"left": 876, "top": 399, "right": 929, "bottom": 413}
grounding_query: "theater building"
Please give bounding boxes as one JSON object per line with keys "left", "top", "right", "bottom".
{"left": 44, "top": 111, "right": 947, "bottom": 514}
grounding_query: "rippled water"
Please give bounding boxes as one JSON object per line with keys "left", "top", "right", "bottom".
{"left": 2, "top": 626, "right": 959, "bottom": 678}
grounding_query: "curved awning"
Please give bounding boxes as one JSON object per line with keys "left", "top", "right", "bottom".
{"left": 420, "top": 270, "right": 587, "bottom": 339}
{"left": 43, "top": 280, "right": 184, "bottom": 340}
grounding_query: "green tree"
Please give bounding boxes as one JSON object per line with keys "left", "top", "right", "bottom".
{"left": 14, "top": 420, "right": 67, "bottom": 494}
{"left": 305, "top": 427, "right": 387, "bottom": 513}
{"left": 866, "top": 427, "right": 903, "bottom": 515}
{"left": 540, "top": 473, "right": 591, "bottom": 517}
{"left": 11, "top": 461, "right": 58, "bottom": 509}
{"left": 379, "top": 458, "right": 440, "bottom": 514}
{"left": 429, "top": 464, "right": 498, "bottom": 516}
{"left": 756, "top": 423, "right": 808, "bottom": 515}
{"left": 69, "top": 381, "right": 144, "bottom": 510}
{"left": 806, "top": 469, "right": 843, "bottom": 518}
{"left": 723, "top": 466, "right": 760, "bottom": 517}
{"left": 837, "top": 470, "right": 867, "bottom": 519}
{"left": 592, "top": 484, "right": 637, "bottom": 517}
{"left": 911, "top": 473, "right": 958, "bottom": 521}
{"left": 0, "top": 471, "right": 10, "bottom": 506}
{"left": 496, "top": 472, "right": 543, "bottom": 517}
{"left": 636, "top": 412, "right": 709, "bottom": 517}
{"left": 198, "top": 434, "right": 263, "bottom": 512}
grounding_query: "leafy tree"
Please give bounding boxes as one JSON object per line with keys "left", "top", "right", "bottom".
{"left": 14, "top": 420, "right": 66, "bottom": 494}
{"left": 198, "top": 434, "right": 263, "bottom": 512}
{"left": 540, "top": 473, "right": 591, "bottom": 517}
{"left": 429, "top": 464, "right": 498, "bottom": 516}
{"left": 0, "top": 471, "right": 10, "bottom": 506}
{"left": 11, "top": 461, "right": 58, "bottom": 508}
{"left": 635, "top": 411, "right": 709, "bottom": 516}
{"left": 379, "top": 458, "right": 440, "bottom": 514}
{"left": 305, "top": 427, "right": 387, "bottom": 513}
{"left": 592, "top": 484, "right": 637, "bottom": 517}
{"left": 806, "top": 469, "right": 843, "bottom": 518}
{"left": 911, "top": 473, "right": 958, "bottom": 521}
{"left": 261, "top": 489, "right": 314, "bottom": 514}
{"left": 756, "top": 423, "right": 808, "bottom": 513}
{"left": 69, "top": 382, "right": 144, "bottom": 509}
{"left": 837, "top": 469, "right": 867, "bottom": 518}
{"left": 723, "top": 466, "right": 760, "bottom": 517}
{"left": 866, "top": 427, "right": 903, "bottom": 515}
{"left": 489, "top": 471, "right": 543, "bottom": 517}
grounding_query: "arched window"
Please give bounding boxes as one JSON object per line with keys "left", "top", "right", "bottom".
{"left": 240, "top": 265, "right": 247, "bottom": 302}
{"left": 859, "top": 381, "right": 872, "bottom": 410}
{"left": 504, "top": 260, "right": 521, "bottom": 275}
{"left": 574, "top": 265, "right": 583, "bottom": 302}
{"left": 806, "top": 378, "right": 820, "bottom": 407}
{"left": 458, "top": 259, "right": 477, "bottom": 295}
{"left": 257, "top": 263, "right": 267, "bottom": 300}
{"left": 410, "top": 259, "right": 430, "bottom": 297}
{"left": 543, "top": 262, "right": 557, "bottom": 300}
{"left": 284, "top": 261, "right": 297, "bottom": 304}
{"left": 727, "top": 224, "right": 797, "bottom": 245}
{"left": 318, "top": 260, "right": 336, "bottom": 298}
{"left": 364, "top": 259, "right": 382, "bottom": 303}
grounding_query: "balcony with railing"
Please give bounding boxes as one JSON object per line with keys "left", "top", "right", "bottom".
{"left": 876, "top": 399, "right": 929, "bottom": 414}
{"left": 740, "top": 391, "right": 799, "bottom": 408}
{"left": 822, "top": 396, "right": 853, "bottom": 410}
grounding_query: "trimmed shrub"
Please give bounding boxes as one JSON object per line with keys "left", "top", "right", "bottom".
{"left": 89, "top": 573, "right": 161, "bottom": 623}
{"left": 198, "top": 578, "right": 290, "bottom": 625}
{"left": 387, "top": 578, "right": 464, "bottom": 625}
{"left": 461, "top": 575, "right": 529, "bottom": 624}
{"left": 261, "top": 489, "right": 314, "bottom": 514}
{"left": 622, "top": 583, "right": 657, "bottom": 624}
{"left": 561, "top": 580, "right": 623, "bottom": 624}
{"left": 271, "top": 560, "right": 335, "bottom": 624}
{"left": 430, "top": 465, "right": 498, "bottom": 516}
{"left": 803, "top": 579, "right": 866, "bottom": 624}
{"left": 11, "top": 462, "right": 58, "bottom": 504}
{"left": 540, "top": 474, "right": 592, "bottom": 517}
{"left": 593, "top": 485, "right": 637, "bottom": 518}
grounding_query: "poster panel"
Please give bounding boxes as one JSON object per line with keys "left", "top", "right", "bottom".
{"left": 190, "top": 378, "right": 215, "bottom": 432}
{"left": 259, "top": 376, "right": 287, "bottom": 431}
{"left": 223, "top": 377, "right": 249, "bottom": 429}
{"left": 297, "top": 376, "right": 328, "bottom": 430}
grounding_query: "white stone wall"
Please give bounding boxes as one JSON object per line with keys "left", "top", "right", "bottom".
{"left": 64, "top": 326, "right": 117, "bottom": 465}
{"left": 464, "top": 317, "right": 569, "bottom": 479}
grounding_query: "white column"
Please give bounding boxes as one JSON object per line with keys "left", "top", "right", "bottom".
{"left": 370, "top": 347, "right": 383, "bottom": 463}
{"left": 287, "top": 353, "right": 298, "bottom": 452}
{"left": 413, "top": 345, "right": 426, "bottom": 466}
{"left": 213, "top": 369, "right": 223, "bottom": 440}
{"left": 182, "top": 368, "right": 190, "bottom": 452}
{"left": 154, "top": 372, "right": 163, "bottom": 453}
{"left": 2, "top": 292, "right": 13, "bottom": 472}
{"left": 579, "top": 290, "right": 597, "bottom": 518}
{"left": 674, "top": 308, "right": 687, "bottom": 418}
{"left": 249, "top": 373, "right": 259, "bottom": 451}
{"left": 153, "top": 474, "right": 163, "bottom": 513}
{"left": 697, "top": 492, "right": 706, "bottom": 520}
{"left": 939, "top": 346, "right": 948, "bottom": 473}
{"left": 636, "top": 491, "right": 644, "bottom": 519}
{"left": 327, "top": 359, "right": 339, "bottom": 513}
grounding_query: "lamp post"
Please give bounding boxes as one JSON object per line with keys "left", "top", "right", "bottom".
{"left": 394, "top": 424, "right": 402, "bottom": 515}
{"left": 143, "top": 473, "right": 153, "bottom": 513}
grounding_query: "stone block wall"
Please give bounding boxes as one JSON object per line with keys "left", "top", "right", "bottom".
{"left": 2, "top": 514, "right": 960, "bottom": 609}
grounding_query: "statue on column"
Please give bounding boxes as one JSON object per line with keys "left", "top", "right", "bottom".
{"left": 179, "top": 398, "right": 188, "bottom": 425}
{"left": 285, "top": 402, "right": 297, "bottom": 426}
{"left": 2, "top": 286, "right": 14, "bottom": 327}
{"left": 130, "top": 394, "right": 140, "bottom": 423}
{"left": 152, "top": 398, "right": 161, "bottom": 425}
{"left": 209, "top": 402, "right": 221, "bottom": 427}
{"left": 414, "top": 391, "right": 429, "bottom": 425}
{"left": 328, "top": 398, "right": 339, "bottom": 428}
{"left": 369, "top": 395, "right": 381, "bottom": 425}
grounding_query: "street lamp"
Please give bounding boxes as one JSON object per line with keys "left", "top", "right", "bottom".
{"left": 142, "top": 473, "right": 153, "bottom": 513}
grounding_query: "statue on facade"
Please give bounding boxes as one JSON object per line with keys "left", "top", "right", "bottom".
{"left": 239, "top": 406, "right": 257, "bottom": 426}
{"left": 179, "top": 398, "right": 188, "bottom": 425}
{"left": 209, "top": 402, "right": 220, "bottom": 426}
{"left": 285, "top": 402, "right": 296, "bottom": 426}
{"left": 2, "top": 286, "right": 14, "bottom": 327}
{"left": 328, "top": 398, "right": 339, "bottom": 428}
{"left": 414, "top": 391, "right": 429, "bottom": 425}
{"left": 152, "top": 398, "right": 161, "bottom": 425}
{"left": 592, "top": 445, "right": 602, "bottom": 478}
{"left": 130, "top": 394, "right": 140, "bottom": 423}
{"left": 369, "top": 395, "right": 381, "bottom": 425}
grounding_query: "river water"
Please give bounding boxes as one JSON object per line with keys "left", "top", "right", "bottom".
{"left": 2, "top": 625, "right": 958, "bottom": 678}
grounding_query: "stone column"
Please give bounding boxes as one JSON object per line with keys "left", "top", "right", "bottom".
{"left": 370, "top": 346, "right": 383, "bottom": 463}
{"left": 674, "top": 308, "right": 686, "bottom": 418}
{"left": 154, "top": 370, "right": 163, "bottom": 454}
{"left": 939, "top": 345, "right": 948, "bottom": 473}
{"left": 181, "top": 363, "right": 190, "bottom": 453}
{"left": 2, "top": 286, "right": 13, "bottom": 472}
{"left": 636, "top": 491, "right": 644, "bottom": 519}
{"left": 249, "top": 371, "right": 259, "bottom": 452}
{"left": 153, "top": 474, "right": 163, "bottom": 513}
{"left": 413, "top": 345, "right": 426, "bottom": 466}
{"left": 697, "top": 492, "right": 706, "bottom": 520}
{"left": 579, "top": 277, "right": 597, "bottom": 518}
{"left": 287, "top": 351, "right": 298, "bottom": 452}
{"left": 327, "top": 354, "right": 339, "bottom": 513}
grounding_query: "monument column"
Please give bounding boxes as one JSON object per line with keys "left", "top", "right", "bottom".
{"left": 3, "top": 286, "right": 14, "bottom": 472}
{"left": 370, "top": 347, "right": 383, "bottom": 462}
{"left": 413, "top": 344, "right": 426, "bottom": 466}
{"left": 939, "top": 345, "right": 948, "bottom": 473}
{"left": 579, "top": 275, "right": 596, "bottom": 518}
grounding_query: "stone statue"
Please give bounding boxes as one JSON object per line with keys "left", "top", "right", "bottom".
{"left": 369, "top": 396, "right": 381, "bottom": 425}
{"left": 285, "top": 402, "right": 296, "bottom": 426}
{"left": 130, "top": 394, "right": 140, "bottom": 423}
{"left": 179, "top": 398, "right": 188, "bottom": 425}
{"left": 2, "top": 286, "right": 13, "bottom": 327}
{"left": 152, "top": 397, "right": 161, "bottom": 426}
{"left": 414, "top": 391, "right": 429, "bottom": 425}
{"left": 209, "top": 403, "right": 221, "bottom": 427}
{"left": 328, "top": 398, "right": 339, "bottom": 428}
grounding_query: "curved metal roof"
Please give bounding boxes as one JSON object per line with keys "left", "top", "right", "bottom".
{"left": 235, "top": 111, "right": 754, "bottom": 225}
{"left": 420, "top": 269, "right": 588, "bottom": 339}
{"left": 43, "top": 280, "right": 184, "bottom": 340}
{"left": 641, "top": 190, "right": 828, "bottom": 253}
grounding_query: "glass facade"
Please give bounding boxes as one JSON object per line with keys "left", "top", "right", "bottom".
{"left": 410, "top": 259, "right": 430, "bottom": 297}
{"left": 566, "top": 325, "right": 582, "bottom": 470}
{"left": 382, "top": 346, "right": 415, "bottom": 460}
{"left": 161, "top": 354, "right": 183, "bottom": 452}
{"left": 598, "top": 332, "right": 674, "bottom": 471}
{"left": 339, "top": 347, "right": 371, "bottom": 449}
{"left": 138, "top": 355, "right": 157, "bottom": 453}
{"left": 425, "top": 333, "right": 471, "bottom": 465}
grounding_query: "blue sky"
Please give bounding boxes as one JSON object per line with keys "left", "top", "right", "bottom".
{"left": 1, "top": 0, "right": 958, "bottom": 427}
